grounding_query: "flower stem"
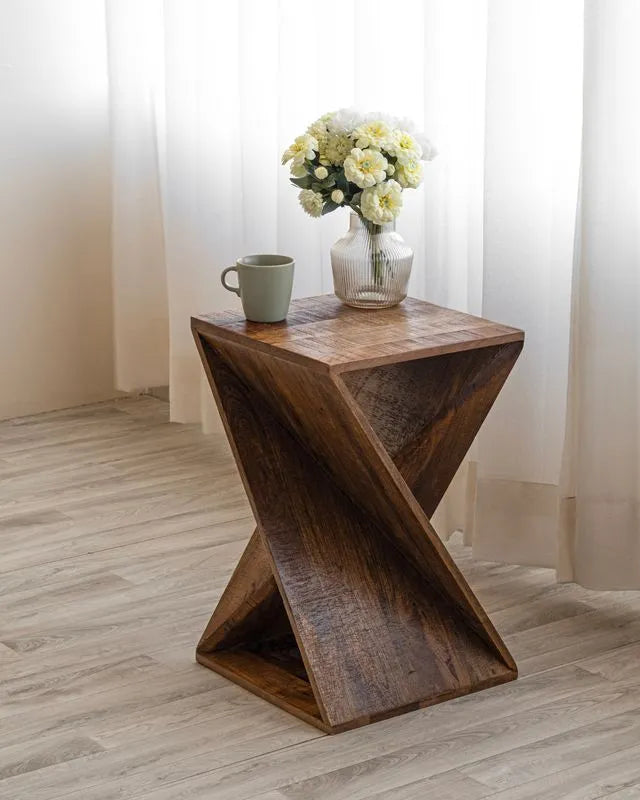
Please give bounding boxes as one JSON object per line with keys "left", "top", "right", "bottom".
{"left": 365, "top": 221, "right": 384, "bottom": 286}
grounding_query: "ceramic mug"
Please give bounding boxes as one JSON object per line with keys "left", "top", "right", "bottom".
{"left": 221, "top": 255, "right": 295, "bottom": 323}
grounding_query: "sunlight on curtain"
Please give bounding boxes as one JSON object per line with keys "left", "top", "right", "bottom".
{"left": 558, "top": 0, "right": 640, "bottom": 588}
{"left": 470, "top": 0, "right": 584, "bottom": 567}
{"left": 106, "top": 0, "right": 168, "bottom": 392}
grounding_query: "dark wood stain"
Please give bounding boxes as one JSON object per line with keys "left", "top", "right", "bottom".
{"left": 192, "top": 295, "right": 524, "bottom": 733}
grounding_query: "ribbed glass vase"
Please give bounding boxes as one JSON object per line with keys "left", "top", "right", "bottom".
{"left": 330, "top": 212, "right": 413, "bottom": 309}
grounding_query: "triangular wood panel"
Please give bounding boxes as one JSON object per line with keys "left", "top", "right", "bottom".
{"left": 342, "top": 342, "right": 523, "bottom": 516}
{"left": 197, "top": 529, "right": 289, "bottom": 653}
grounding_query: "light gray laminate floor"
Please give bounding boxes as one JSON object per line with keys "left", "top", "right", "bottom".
{"left": 2, "top": 396, "right": 640, "bottom": 799}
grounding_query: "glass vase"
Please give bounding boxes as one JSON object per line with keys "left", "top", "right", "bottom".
{"left": 330, "top": 212, "right": 413, "bottom": 309}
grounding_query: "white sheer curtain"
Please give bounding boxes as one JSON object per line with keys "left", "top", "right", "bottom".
{"left": 557, "top": 1, "right": 640, "bottom": 588}
{"left": 106, "top": 0, "right": 640, "bottom": 589}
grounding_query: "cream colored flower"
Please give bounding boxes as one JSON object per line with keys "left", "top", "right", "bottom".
{"left": 395, "top": 157, "right": 423, "bottom": 188}
{"left": 290, "top": 162, "right": 307, "bottom": 178}
{"left": 299, "top": 189, "right": 323, "bottom": 217}
{"left": 314, "top": 166, "right": 328, "bottom": 179}
{"left": 352, "top": 119, "right": 392, "bottom": 150}
{"left": 331, "top": 189, "right": 344, "bottom": 204}
{"left": 321, "top": 133, "right": 352, "bottom": 166}
{"left": 282, "top": 134, "right": 318, "bottom": 166}
{"left": 307, "top": 118, "right": 330, "bottom": 150}
{"left": 344, "top": 148, "right": 388, "bottom": 189}
{"left": 361, "top": 180, "right": 403, "bottom": 224}
{"left": 386, "top": 163, "right": 395, "bottom": 175}
{"left": 387, "top": 129, "right": 422, "bottom": 163}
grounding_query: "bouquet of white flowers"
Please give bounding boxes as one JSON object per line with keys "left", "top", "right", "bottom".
{"left": 282, "top": 108, "right": 436, "bottom": 225}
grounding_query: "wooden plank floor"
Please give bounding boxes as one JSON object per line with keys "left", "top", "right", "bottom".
{"left": 1, "top": 396, "right": 640, "bottom": 799}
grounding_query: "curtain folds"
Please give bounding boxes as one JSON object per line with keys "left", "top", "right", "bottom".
{"left": 106, "top": 0, "right": 640, "bottom": 589}
{"left": 557, "top": 0, "right": 640, "bottom": 588}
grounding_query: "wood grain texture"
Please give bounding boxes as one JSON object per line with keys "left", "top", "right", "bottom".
{"left": 192, "top": 295, "right": 523, "bottom": 733}
{"left": 193, "top": 294, "right": 523, "bottom": 373}
{"left": 4, "top": 397, "right": 640, "bottom": 799}
{"left": 343, "top": 342, "right": 523, "bottom": 517}
{"left": 196, "top": 529, "right": 286, "bottom": 654}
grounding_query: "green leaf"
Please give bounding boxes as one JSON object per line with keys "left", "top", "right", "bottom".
{"left": 351, "top": 191, "right": 362, "bottom": 206}
{"left": 335, "top": 171, "right": 349, "bottom": 193}
{"left": 321, "top": 200, "right": 339, "bottom": 216}
{"left": 290, "top": 176, "right": 311, "bottom": 189}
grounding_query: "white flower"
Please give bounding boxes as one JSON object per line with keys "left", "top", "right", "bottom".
{"left": 327, "top": 107, "right": 365, "bottom": 134}
{"left": 284, "top": 111, "right": 435, "bottom": 225}
{"left": 387, "top": 129, "right": 422, "bottom": 163}
{"left": 394, "top": 116, "right": 416, "bottom": 133}
{"left": 321, "top": 133, "right": 352, "bottom": 166}
{"left": 299, "top": 189, "right": 323, "bottom": 217}
{"left": 307, "top": 118, "right": 330, "bottom": 148}
{"left": 282, "top": 134, "right": 318, "bottom": 166}
{"left": 414, "top": 132, "right": 438, "bottom": 160}
{"left": 395, "top": 157, "right": 423, "bottom": 188}
{"left": 344, "top": 148, "right": 388, "bottom": 188}
{"left": 361, "top": 180, "right": 403, "bottom": 224}
{"left": 364, "top": 110, "right": 400, "bottom": 129}
{"left": 352, "top": 119, "right": 393, "bottom": 150}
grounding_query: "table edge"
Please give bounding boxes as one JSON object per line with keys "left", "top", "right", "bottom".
{"left": 192, "top": 316, "right": 524, "bottom": 374}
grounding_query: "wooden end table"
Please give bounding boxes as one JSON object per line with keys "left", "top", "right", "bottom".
{"left": 191, "top": 295, "right": 524, "bottom": 734}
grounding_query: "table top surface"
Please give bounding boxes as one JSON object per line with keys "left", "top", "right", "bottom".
{"left": 192, "top": 295, "right": 524, "bottom": 373}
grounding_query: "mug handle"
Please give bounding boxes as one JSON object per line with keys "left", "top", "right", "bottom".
{"left": 221, "top": 266, "right": 240, "bottom": 296}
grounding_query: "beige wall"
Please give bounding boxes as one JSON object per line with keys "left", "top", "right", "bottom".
{"left": 0, "top": 0, "right": 115, "bottom": 419}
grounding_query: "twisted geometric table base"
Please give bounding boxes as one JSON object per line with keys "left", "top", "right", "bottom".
{"left": 192, "top": 299, "right": 522, "bottom": 733}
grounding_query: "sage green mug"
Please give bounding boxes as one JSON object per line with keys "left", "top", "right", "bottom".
{"left": 221, "top": 255, "right": 295, "bottom": 323}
